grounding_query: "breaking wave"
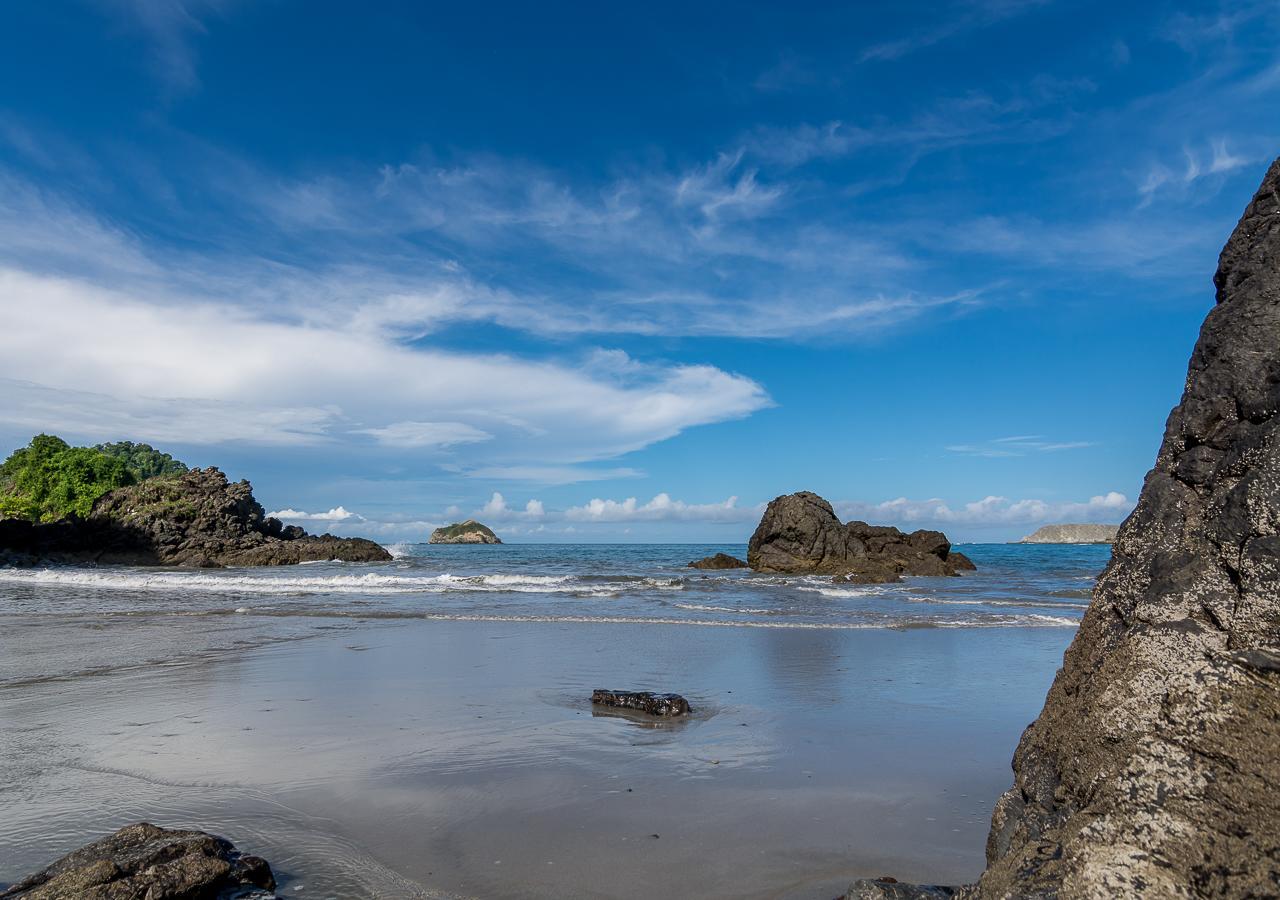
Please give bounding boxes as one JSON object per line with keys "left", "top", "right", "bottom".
{"left": 0, "top": 569, "right": 685, "bottom": 597}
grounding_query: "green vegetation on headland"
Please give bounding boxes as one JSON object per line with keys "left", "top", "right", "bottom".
{"left": 0, "top": 434, "right": 189, "bottom": 522}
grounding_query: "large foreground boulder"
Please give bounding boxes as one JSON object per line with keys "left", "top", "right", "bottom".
{"left": 0, "top": 822, "right": 277, "bottom": 899}
{"left": 0, "top": 468, "right": 391, "bottom": 567}
{"left": 747, "top": 491, "right": 974, "bottom": 581}
{"left": 971, "top": 156, "right": 1280, "bottom": 898}
{"left": 852, "top": 158, "right": 1280, "bottom": 897}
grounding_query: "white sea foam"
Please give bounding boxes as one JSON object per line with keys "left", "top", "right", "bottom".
{"left": 803, "top": 585, "right": 893, "bottom": 598}
{"left": 0, "top": 568, "right": 683, "bottom": 596}
{"left": 672, "top": 603, "right": 775, "bottom": 615}
{"left": 210, "top": 610, "right": 1080, "bottom": 630}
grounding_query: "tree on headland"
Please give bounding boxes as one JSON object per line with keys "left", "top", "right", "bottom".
{"left": 95, "top": 441, "right": 189, "bottom": 481}
{"left": 0, "top": 434, "right": 189, "bottom": 522}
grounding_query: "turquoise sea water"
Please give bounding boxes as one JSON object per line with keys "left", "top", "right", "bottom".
{"left": 0, "top": 542, "right": 1108, "bottom": 636}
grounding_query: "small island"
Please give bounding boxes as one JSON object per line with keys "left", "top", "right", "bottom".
{"left": 1018, "top": 523, "right": 1119, "bottom": 544}
{"left": 429, "top": 519, "right": 502, "bottom": 544}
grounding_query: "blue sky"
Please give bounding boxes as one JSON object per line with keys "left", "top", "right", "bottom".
{"left": 0, "top": 0, "right": 1276, "bottom": 542}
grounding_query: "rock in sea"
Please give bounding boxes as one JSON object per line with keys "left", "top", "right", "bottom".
{"left": 0, "top": 467, "right": 390, "bottom": 568}
{"left": 687, "top": 552, "right": 748, "bottom": 569}
{"left": 856, "top": 156, "right": 1280, "bottom": 898}
{"left": 428, "top": 519, "right": 502, "bottom": 544}
{"left": 591, "top": 689, "right": 692, "bottom": 716}
{"left": 747, "top": 491, "right": 974, "bottom": 582}
{"left": 0, "top": 822, "right": 277, "bottom": 899}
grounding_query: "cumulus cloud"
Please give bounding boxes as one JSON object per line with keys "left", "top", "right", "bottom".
{"left": 565, "top": 494, "right": 753, "bottom": 523}
{"left": 266, "top": 505, "right": 362, "bottom": 523}
{"left": 834, "top": 492, "right": 1131, "bottom": 528}
{"left": 477, "top": 492, "right": 545, "bottom": 521}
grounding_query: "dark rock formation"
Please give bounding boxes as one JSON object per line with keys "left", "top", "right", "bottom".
{"left": 591, "top": 689, "right": 692, "bottom": 716}
{"left": 1018, "top": 523, "right": 1119, "bottom": 544}
{"left": 688, "top": 552, "right": 748, "bottom": 569}
{"left": 846, "top": 878, "right": 956, "bottom": 899}
{"left": 860, "top": 158, "right": 1280, "bottom": 897}
{"left": 0, "top": 821, "right": 277, "bottom": 899}
{"left": 428, "top": 519, "right": 502, "bottom": 544}
{"left": 0, "top": 468, "right": 391, "bottom": 567}
{"left": 747, "top": 492, "right": 973, "bottom": 582}
{"left": 970, "top": 155, "right": 1280, "bottom": 899}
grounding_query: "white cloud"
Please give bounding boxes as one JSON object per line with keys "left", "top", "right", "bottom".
{"left": 858, "top": 0, "right": 1052, "bottom": 63}
{"left": 96, "top": 0, "right": 230, "bottom": 93}
{"left": 267, "top": 505, "right": 362, "bottom": 523}
{"left": 356, "top": 421, "right": 493, "bottom": 448}
{"left": 1139, "top": 139, "right": 1256, "bottom": 204}
{"left": 314, "top": 489, "right": 1134, "bottom": 541}
{"left": 948, "top": 436, "right": 1096, "bottom": 457}
{"left": 0, "top": 268, "right": 769, "bottom": 459}
{"left": 565, "top": 493, "right": 753, "bottom": 523}
{"left": 834, "top": 491, "right": 1131, "bottom": 528}
{"left": 482, "top": 492, "right": 508, "bottom": 515}
{"left": 475, "top": 492, "right": 545, "bottom": 521}
{"left": 463, "top": 465, "right": 644, "bottom": 485}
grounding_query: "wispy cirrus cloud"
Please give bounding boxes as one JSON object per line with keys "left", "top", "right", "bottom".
{"left": 947, "top": 436, "right": 1096, "bottom": 458}
{"left": 93, "top": 0, "right": 232, "bottom": 93}
{"left": 858, "top": 0, "right": 1053, "bottom": 63}
{"left": 1138, "top": 138, "right": 1257, "bottom": 205}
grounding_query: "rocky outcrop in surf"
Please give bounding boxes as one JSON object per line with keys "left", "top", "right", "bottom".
{"left": 852, "top": 157, "right": 1280, "bottom": 898}
{"left": 429, "top": 519, "right": 502, "bottom": 544}
{"left": 591, "top": 689, "right": 692, "bottom": 716}
{"left": 1018, "top": 523, "right": 1119, "bottom": 544}
{"left": 747, "top": 491, "right": 974, "bottom": 582}
{"left": 0, "top": 467, "right": 391, "bottom": 567}
{"left": 688, "top": 552, "right": 747, "bottom": 569}
{"left": 0, "top": 822, "right": 278, "bottom": 899}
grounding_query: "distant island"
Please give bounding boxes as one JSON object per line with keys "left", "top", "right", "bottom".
{"left": 429, "top": 519, "right": 502, "bottom": 544}
{"left": 1018, "top": 523, "right": 1119, "bottom": 544}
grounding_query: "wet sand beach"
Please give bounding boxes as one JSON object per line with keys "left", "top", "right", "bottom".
{"left": 0, "top": 544, "right": 1098, "bottom": 898}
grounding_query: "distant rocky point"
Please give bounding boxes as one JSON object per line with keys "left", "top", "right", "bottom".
{"left": 747, "top": 491, "right": 974, "bottom": 582}
{"left": 429, "top": 519, "right": 502, "bottom": 544}
{"left": 0, "top": 467, "right": 390, "bottom": 567}
{"left": 1017, "top": 523, "right": 1119, "bottom": 544}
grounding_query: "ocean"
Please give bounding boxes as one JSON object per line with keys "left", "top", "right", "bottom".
{"left": 0, "top": 543, "right": 1110, "bottom": 898}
